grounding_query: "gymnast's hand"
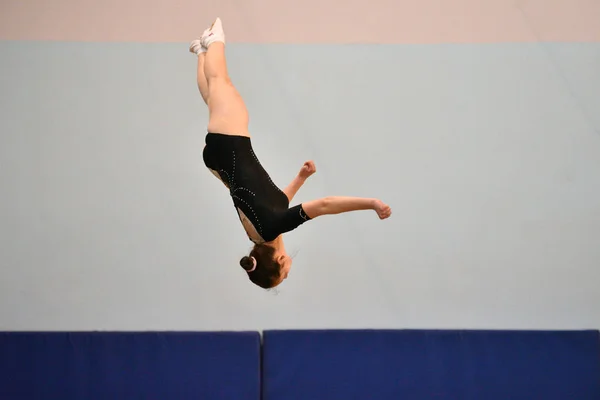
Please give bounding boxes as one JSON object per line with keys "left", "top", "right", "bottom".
{"left": 373, "top": 199, "right": 392, "bottom": 220}
{"left": 298, "top": 160, "right": 316, "bottom": 180}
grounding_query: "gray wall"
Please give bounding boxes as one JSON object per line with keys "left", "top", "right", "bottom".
{"left": 1, "top": 41, "right": 599, "bottom": 331}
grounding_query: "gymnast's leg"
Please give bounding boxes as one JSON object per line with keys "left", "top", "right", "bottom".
{"left": 194, "top": 52, "right": 210, "bottom": 105}
{"left": 190, "top": 18, "right": 250, "bottom": 137}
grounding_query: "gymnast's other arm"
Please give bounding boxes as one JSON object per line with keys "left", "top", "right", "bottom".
{"left": 302, "top": 196, "right": 392, "bottom": 220}
{"left": 283, "top": 160, "right": 316, "bottom": 202}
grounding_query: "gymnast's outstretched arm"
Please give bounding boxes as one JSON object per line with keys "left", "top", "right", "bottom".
{"left": 302, "top": 196, "right": 392, "bottom": 220}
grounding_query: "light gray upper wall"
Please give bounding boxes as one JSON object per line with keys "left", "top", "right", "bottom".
{"left": 0, "top": 42, "right": 599, "bottom": 331}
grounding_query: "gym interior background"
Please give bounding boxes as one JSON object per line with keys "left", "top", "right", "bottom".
{"left": 1, "top": 0, "right": 599, "bottom": 399}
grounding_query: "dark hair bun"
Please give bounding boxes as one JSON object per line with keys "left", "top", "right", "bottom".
{"left": 240, "top": 256, "right": 254, "bottom": 272}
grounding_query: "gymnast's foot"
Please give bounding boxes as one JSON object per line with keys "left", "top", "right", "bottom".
{"left": 201, "top": 17, "right": 226, "bottom": 48}
{"left": 189, "top": 39, "right": 205, "bottom": 55}
{"left": 373, "top": 199, "right": 392, "bottom": 220}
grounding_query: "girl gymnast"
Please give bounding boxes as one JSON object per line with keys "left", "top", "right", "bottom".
{"left": 190, "top": 18, "right": 392, "bottom": 289}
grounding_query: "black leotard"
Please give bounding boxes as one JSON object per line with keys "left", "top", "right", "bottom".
{"left": 202, "top": 133, "right": 311, "bottom": 243}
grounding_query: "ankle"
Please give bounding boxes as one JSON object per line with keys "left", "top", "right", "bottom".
{"left": 204, "top": 36, "right": 225, "bottom": 49}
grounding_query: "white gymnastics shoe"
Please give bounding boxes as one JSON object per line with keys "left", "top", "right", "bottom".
{"left": 201, "top": 17, "right": 226, "bottom": 48}
{"left": 188, "top": 39, "right": 205, "bottom": 55}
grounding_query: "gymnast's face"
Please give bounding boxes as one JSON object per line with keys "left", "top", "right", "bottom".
{"left": 277, "top": 252, "right": 292, "bottom": 281}
{"left": 271, "top": 237, "right": 292, "bottom": 284}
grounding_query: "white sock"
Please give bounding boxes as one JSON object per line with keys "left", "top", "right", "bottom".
{"left": 201, "top": 18, "right": 226, "bottom": 48}
{"left": 189, "top": 39, "right": 206, "bottom": 55}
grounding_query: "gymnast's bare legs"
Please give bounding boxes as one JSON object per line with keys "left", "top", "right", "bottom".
{"left": 189, "top": 19, "right": 249, "bottom": 137}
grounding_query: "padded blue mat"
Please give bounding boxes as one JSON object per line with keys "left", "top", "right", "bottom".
{"left": 262, "top": 329, "right": 600, "bottom": 400}
{"left": 0, "top": 331, "right": 261, "bottom": 400}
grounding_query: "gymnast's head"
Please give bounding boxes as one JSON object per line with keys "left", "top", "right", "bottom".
{"left": 239, "top": 240, "right": 292, "bottom": 289}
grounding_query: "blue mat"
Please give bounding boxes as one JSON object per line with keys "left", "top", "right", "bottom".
{"left": 0, "top": 331, "right": 261, "bottom": 400}
{"left": 262, "top": 329, "right": 600, "bottom": 400}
